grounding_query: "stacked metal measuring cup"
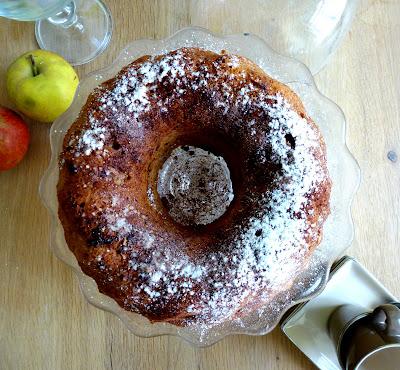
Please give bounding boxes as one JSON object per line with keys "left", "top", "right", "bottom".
{"left": 329, "top": 302, "right": 400, "bottom": 369}
{"left": 281, "top": 256, "right": 400, "bottom": 370}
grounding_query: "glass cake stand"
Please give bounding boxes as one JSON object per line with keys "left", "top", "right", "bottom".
{"left": 39, "top": 27, "right": 360, "bottom": 346}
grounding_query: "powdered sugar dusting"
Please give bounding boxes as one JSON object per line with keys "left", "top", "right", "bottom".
{"left": 96, "top": 54, "right": 187, "bottom": 127}
{"left": 74, "top": 116, "right": 106, "bottom": 156}
{"left": 61, "top": 48, "right": 330, "bottom": 330}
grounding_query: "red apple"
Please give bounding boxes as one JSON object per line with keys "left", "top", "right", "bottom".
{"left": 0, "top": 106, "right": 30, "bottom": 171}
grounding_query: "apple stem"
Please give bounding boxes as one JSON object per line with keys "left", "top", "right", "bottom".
{"left": 28, "top": 54, "right": 39, "bottom": 77}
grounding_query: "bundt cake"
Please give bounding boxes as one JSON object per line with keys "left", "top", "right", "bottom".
{"left": 57, "top": 47, "right": 331, "bottom": 327}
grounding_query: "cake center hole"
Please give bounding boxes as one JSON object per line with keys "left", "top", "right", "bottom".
{"left": 157, "top": 145, "right": 234, "bottom": 226}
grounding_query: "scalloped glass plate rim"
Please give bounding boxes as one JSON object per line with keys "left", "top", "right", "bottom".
{"left": 39, "top": 26, "right": 360, "bottom": 347}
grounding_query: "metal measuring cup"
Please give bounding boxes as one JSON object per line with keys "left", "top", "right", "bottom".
{"left": 329, "top": 303, "right": 400, "bottom": 369}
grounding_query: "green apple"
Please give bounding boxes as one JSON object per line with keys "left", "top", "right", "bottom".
{"left": 6, "top": 50, "right": 79, "bottom": 123}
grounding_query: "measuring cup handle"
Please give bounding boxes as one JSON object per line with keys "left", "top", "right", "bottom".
{"left": 370, "top": 304, "right": 400, "bottom": 342}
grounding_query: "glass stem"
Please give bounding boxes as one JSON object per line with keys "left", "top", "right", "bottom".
{"left": 47, "top": 1, "right": 84, "bottom": 32}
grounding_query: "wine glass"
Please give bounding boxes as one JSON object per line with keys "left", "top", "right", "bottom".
{"left": 0, "top": 0, "right": 113, "bottom": 66}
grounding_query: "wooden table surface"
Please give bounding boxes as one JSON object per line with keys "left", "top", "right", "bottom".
{"left": 1, "top": 0, "right": 399, "bottom": 369}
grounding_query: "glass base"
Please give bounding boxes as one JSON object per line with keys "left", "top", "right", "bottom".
{"left": 35, "top": 0, "right": 113, "bottom": 66}
{"left": 157, "top": 146, "right": 234, "bottom": 226}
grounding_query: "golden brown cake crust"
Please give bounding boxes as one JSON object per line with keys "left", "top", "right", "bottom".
{"left": 57, "top": 48, "right": 331, "bottom": 327}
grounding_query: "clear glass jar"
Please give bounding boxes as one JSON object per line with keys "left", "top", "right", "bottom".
{"left": 186, "top": 0, "right": 359, "bottom": 74}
